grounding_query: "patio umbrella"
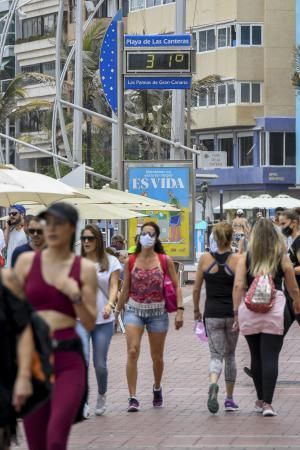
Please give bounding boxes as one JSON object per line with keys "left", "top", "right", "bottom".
{"left": 0, "top": 167, "right": 87, "bottom": 207}
{"left": 253, "top": 194, "right": 300, "bottom": 209}
{"left": 10, "top": 202, "right": 147, "bottom": 220}
{"left": 214, "top": 195, "right": 254, "bottom": 211}
{"left": 69, "top": 186, "right": 180, "bottom": 211}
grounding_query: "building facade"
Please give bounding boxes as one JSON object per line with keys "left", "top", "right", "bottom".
{"left": 127, "top": 0, "right": 297, "bottom": 218}
{"left": 0, "top": 0, "right": 16, "bottom": 163}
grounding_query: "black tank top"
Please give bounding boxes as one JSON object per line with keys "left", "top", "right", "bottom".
{"left": 246, "top": 253, "right": 283, "bottom": 291}
{"left": 204, "top": 252, "right": 234, "bottom": 318}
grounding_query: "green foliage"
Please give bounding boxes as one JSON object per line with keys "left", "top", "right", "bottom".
{"left": 292, "top": 45, "right": 300, "bottom": 91}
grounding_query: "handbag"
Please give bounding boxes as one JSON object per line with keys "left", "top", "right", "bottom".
{"left": 158, "top": 254, "right": 177, "bottom": 313}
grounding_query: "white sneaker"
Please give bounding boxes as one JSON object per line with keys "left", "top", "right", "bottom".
{"left": 83, "top": 403, "right": 90, "bottom": 419}
{"left": 262, "top": 404, "right": 277, "bottom": 417}
{"left": 95, "top": 394, "right": 107, "bottom": 416}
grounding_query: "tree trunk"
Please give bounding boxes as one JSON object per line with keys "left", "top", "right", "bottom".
{"left": 86, "top": 114, "right": 92, "bottom": 185}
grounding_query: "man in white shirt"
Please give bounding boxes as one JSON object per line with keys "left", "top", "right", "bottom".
{"left": 4, "top": 204, "right": 27, "bottom": 267}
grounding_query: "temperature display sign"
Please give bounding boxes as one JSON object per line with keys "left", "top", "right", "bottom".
{"left": 126, "top": 51, "right": 191, "bottom": 73}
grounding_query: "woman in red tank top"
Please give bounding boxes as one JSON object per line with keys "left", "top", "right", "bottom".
{"left": 14, "top": 203, "right": 97, "bottom": 450}
{"left": 115, "top": 221, "right": 184, "bottom": 412}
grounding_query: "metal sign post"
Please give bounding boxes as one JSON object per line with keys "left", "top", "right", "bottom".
{"left": 117, "top": 20, "right": 124, "bottom": 192}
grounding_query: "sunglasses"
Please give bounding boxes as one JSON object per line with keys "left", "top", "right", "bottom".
{"left": 9, "top": 211, "right": 18, "bottom": 217}
{"left": 28, "top": 228, "right": 43, "bottom": 236}
{"left": 141, "top": 231, "right": 156, "bottom": 238}
{"left": 80, "top": 236, "right": 96, "bottom": 242}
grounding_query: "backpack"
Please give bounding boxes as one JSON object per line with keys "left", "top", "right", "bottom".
{"left": 244, "top": 275, "right": 276, "bottom": 314}
{"left": 128, "top": 253, "right": 177, "bottom": 313}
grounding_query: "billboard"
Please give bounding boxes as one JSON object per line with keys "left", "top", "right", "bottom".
{"left": 126, "top": 161, "right": 194, "bottom": 260}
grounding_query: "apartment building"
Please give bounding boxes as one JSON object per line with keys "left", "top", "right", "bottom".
{"left": 0, "top": 0, "right": 16, "bottom": 163}
{"left": 127, "top": 0, "right": 297, "bottom": 216}
{"left": 12, "top": 0, "right": 126, "bottom": 172}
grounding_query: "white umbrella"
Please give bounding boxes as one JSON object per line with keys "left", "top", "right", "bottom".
{"left": 254, "top": 194, "right": 300, "bottom": 209}
{"left": 0, "top": 167, "right": 87, "bottom": 207}
{"left": 11, "top": 203, "right": 147, "bottom": 220}
{"left": 214, "top": 195, "right": 254, "bottom": 211}
{"left": 70, "top": 186, "right": 180, "bottom": 212}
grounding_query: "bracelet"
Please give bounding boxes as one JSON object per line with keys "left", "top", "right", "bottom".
{"left": 177, "top": 306, "right": 185, "bottom": 311}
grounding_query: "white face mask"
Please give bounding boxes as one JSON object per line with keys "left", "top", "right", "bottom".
{"left": 140, "top": 234, "right": 156, "bottom": 248}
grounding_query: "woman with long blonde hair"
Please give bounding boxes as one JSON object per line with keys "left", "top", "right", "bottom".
{"left": 233, "top": 219, "right": 300, "bottom": 417}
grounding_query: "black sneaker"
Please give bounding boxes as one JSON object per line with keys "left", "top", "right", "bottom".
{"left": 207, "top": 383, "right": 219, "bottom": 414}
{"left": 127, "top": 397, "right": 140, "bottom": 412}
{"left": 153, "top": 385, "right": 164, "bottom": 408}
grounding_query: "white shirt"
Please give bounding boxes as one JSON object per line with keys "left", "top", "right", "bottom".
{"left": 95, "top": 254, "right": 121, "bottom": 325}
{"left": 6, "top": 228, "right": 27, "bottom": 268}
{"left": 0, "top": 229, "right": 5, "bottom": 256}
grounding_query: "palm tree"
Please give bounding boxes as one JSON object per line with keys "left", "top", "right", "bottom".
{"left": 0, "top": 73, "right": 51, "bottom": 162}
{"left": 292, "top": 45, "right": 300, "bottom": 91}
{"left": 124, "top": 74, "right": 221, "bottom": 159}
{"left": 0, "top": 73, "right": 51, "bottom": 128}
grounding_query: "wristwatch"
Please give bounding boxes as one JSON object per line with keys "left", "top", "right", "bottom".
{"left": 71, "top": 293, "right": 82, "bottom": 305}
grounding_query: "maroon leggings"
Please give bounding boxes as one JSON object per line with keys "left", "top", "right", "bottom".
{"left": 23, "top": 331, "right": 86, "bottom": 450}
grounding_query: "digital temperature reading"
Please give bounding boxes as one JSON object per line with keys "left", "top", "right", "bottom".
{"left": 126, "top": 51, "right": 191, "bottom": 73}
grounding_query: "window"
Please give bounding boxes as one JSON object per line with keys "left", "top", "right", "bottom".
{"left": 269, "top": 132, "right": 296, "bottom": 166}
{"left": 193, "top": 82, "right": 236, "bottom": 108}
{"left": 208, "top": 87, "right": 215, "bottom": 106}
{"left": 69, "top": 0, "right": 76, "bottom": 22}
{"left": 260, "top": 132, "right": 266, "bottom": 165}
{"left": 269, "top": 133, "right": 284, "bottom": 165}
{"left": 43, "top": 61, "right": 55, "bottom": 77}
{"left": 241, "top": 83, "right": 250, "bottom": 102}
{"left": 227, "top": 83, "right": 235, "bottom": 104}
{"left": 218, "top": 27, "right": 227, "bottom": 48}
{"left": 285, "top": 133, "right": 296, "bottom": 165}
{"left": 130, "top": 0, "right": 145, "bottom": 10}
{"left": 241, "top": 26, "right": 250, "bottom": 45}
{"left": 218, "top": 137, "right": 233, "bottom": 166}
{"left": 217, "top": 25, "right": 236, "bottom": 48}
{"left": 191, "top": 94, "right": 198, "bottom": 107}
{"left": 146, "top": 0, "right": 162, "bottom": 6}
{"left": 94, "top": 0, "right": 108, "bottom": 18}
{"left": 218, "top": 84, "right": 226, "bottom": 105}
{"left": 240, "top": 82, "right": 261, "bottom": 103}
{"left": 21, "top": 61, "right": 56, "bottom": 78}
{"left": 20, "top": 111, "right": 48, "bottom": 133}
{"left": 22, "top": 14, "right": 57, "bottom": 39}
{"left": 199, "top": 90, "right": 207, "bottom": 107}
{"left": 199, "top": 28, "right": 215, "bottom": 52}
{"left": 199, "top": 138, "right": 214, "bottom": 152}
{"left": 239, "top": 135, "right": 253, "bottom": 166}
{"left": 251, "top": 83, "right": 261, "bottom": 103}
{"left": 240, "top": 24, "right": 262, "bottom": 46}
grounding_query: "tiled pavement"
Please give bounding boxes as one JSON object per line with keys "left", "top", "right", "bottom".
{"left": 15, "top": 284, "right": 300, "bottom": 449}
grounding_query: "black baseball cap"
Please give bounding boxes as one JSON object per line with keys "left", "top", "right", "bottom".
{"left": 38, "top": 202, "right": 79, "bottom": 226}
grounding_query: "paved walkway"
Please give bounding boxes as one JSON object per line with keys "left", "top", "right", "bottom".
{"left": 15, "top": 285, "right": 300, "bottom": 449}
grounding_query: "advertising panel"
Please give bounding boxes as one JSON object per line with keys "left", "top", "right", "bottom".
{"left": 126, "top": 162, "right": 193, "bottom": 260}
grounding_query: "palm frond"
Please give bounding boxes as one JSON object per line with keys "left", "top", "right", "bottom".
{"left": 292, "top": 45, "right": 300, "bottom": 90}
{"left": 192, "top": 75, "right": 222, "bottom": 94}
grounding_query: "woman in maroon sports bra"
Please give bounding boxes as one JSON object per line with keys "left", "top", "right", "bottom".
{"left": 14, "top": 203, "right": 97, "bottom": 450}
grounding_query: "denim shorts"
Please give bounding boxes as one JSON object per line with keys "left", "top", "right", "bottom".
{"left": 124, "top": 309, "right": 169, "bottom": 333}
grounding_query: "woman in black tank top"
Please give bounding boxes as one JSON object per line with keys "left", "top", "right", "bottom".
{"left": 193, "top": 223, "right": 239, "bottom": 415}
